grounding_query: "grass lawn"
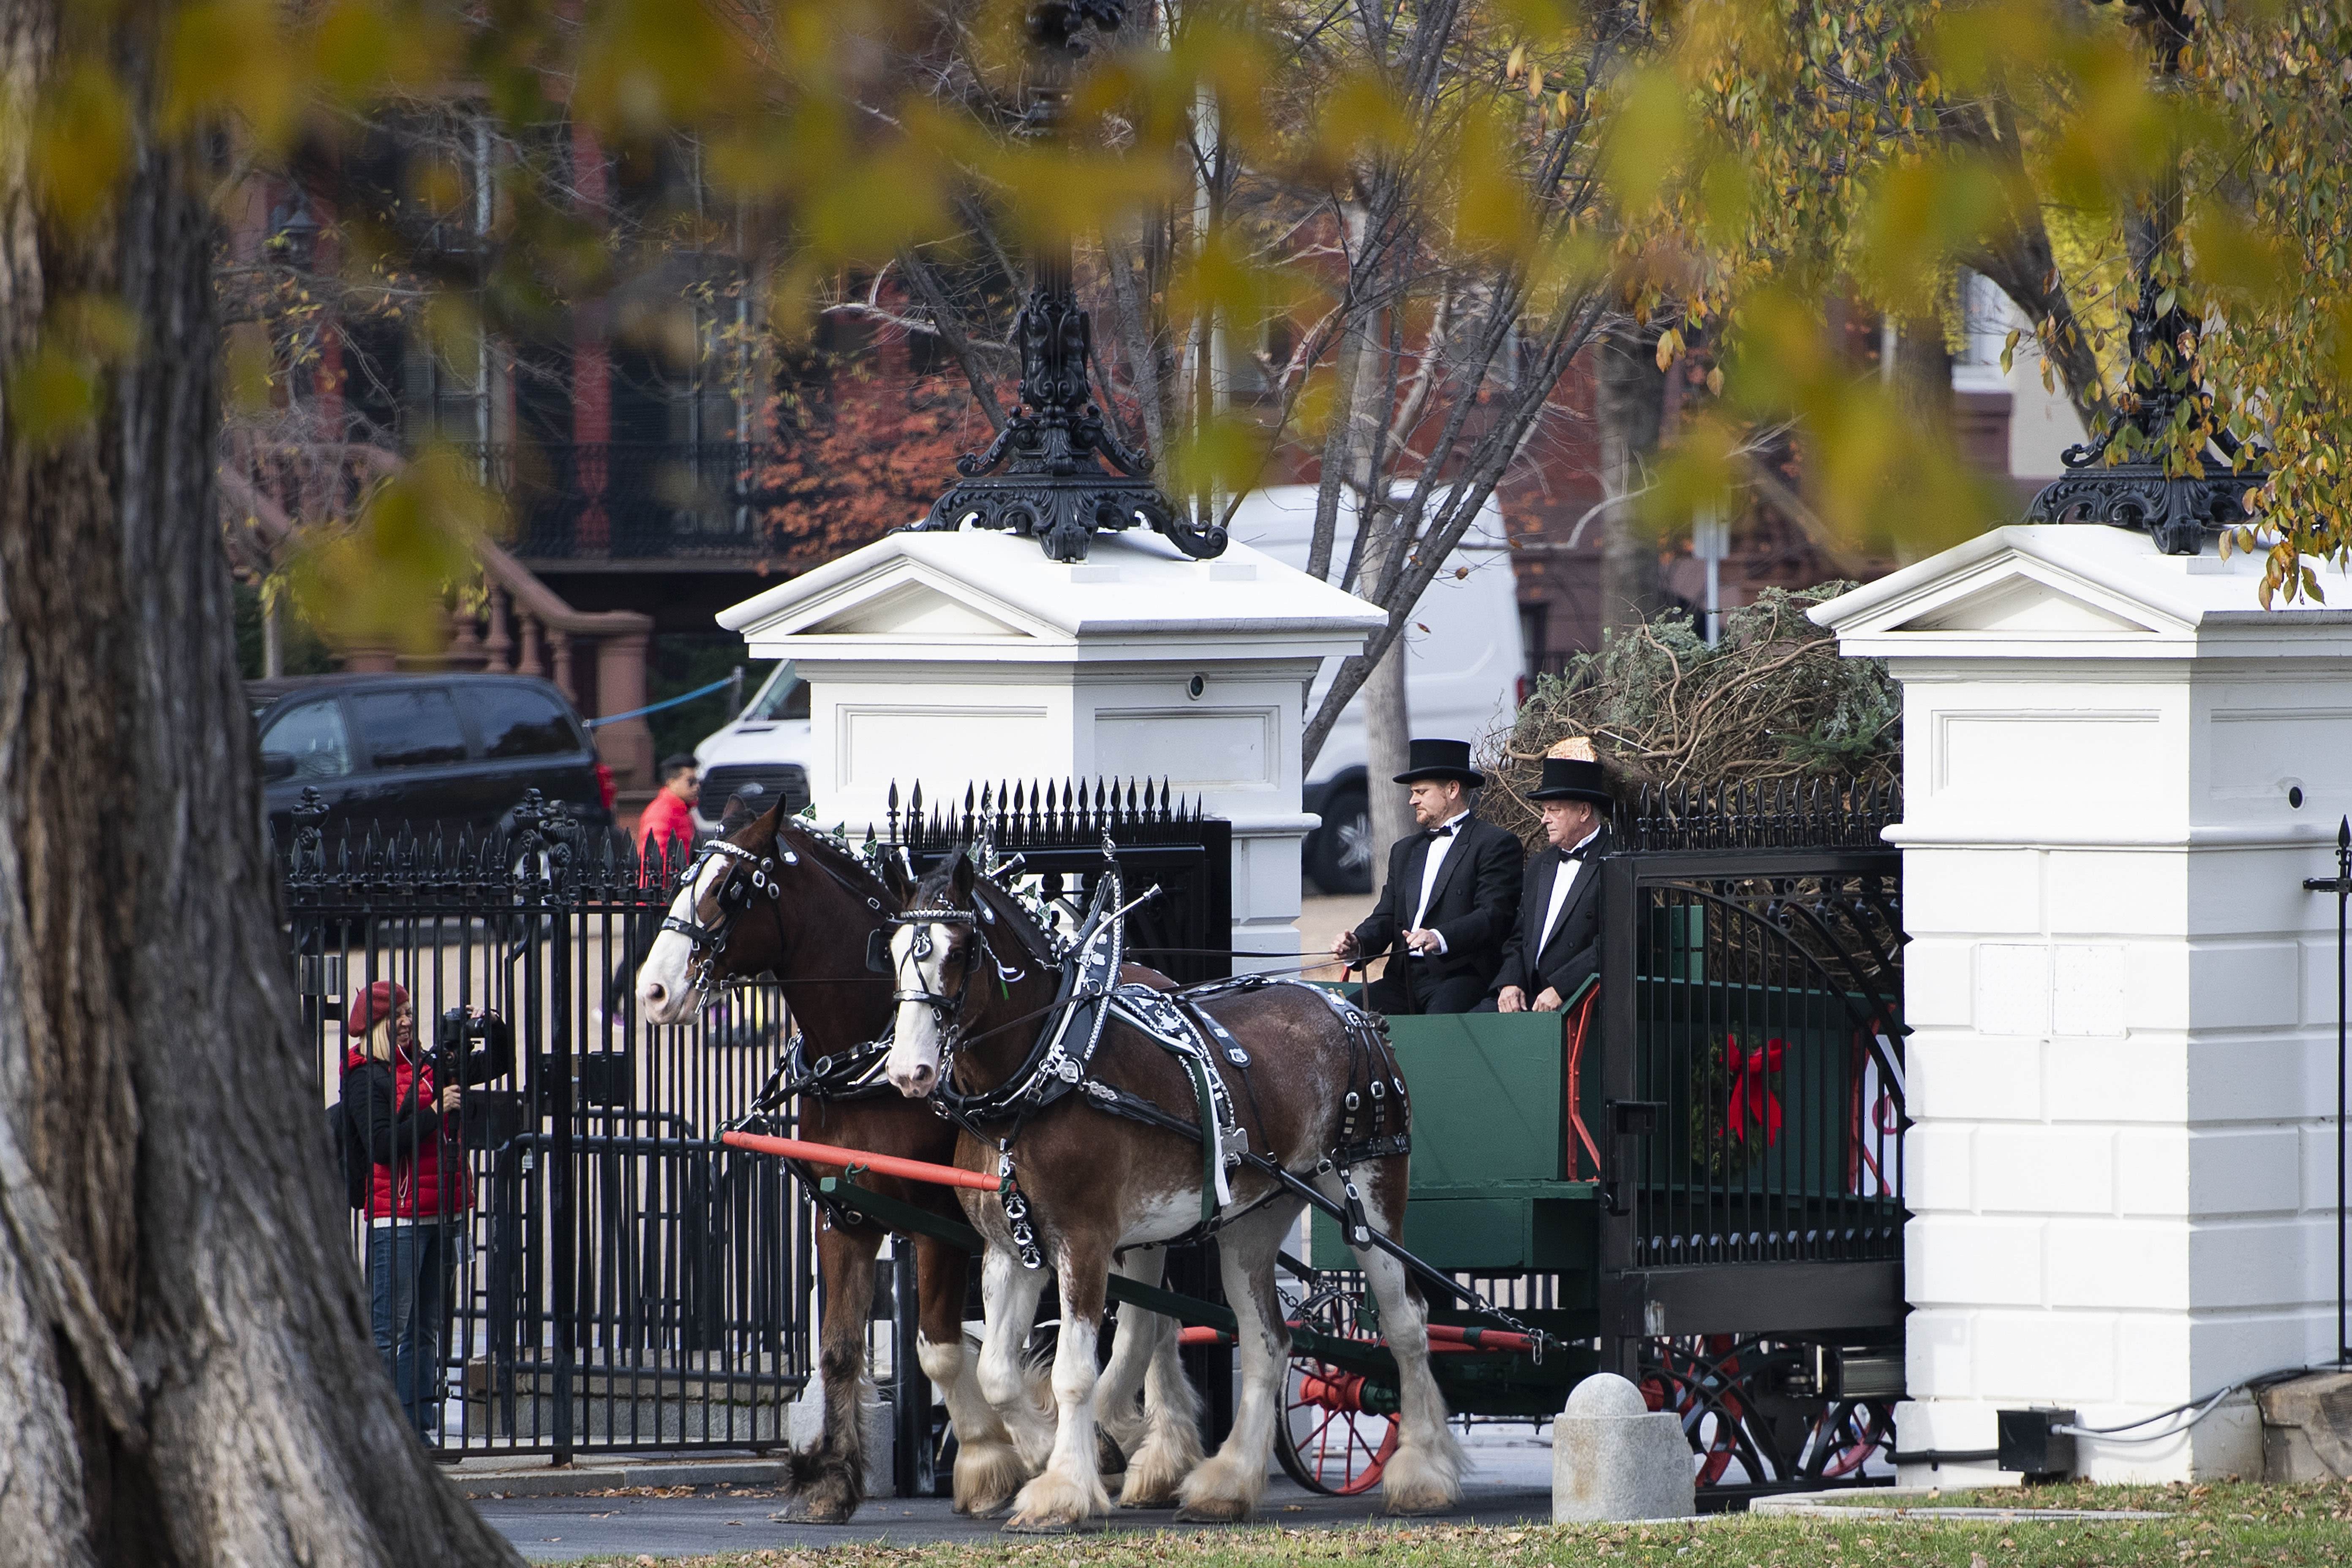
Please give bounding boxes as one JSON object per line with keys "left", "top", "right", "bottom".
{"left": 578, "top": 1480, "right": 2352, "bottom": 1568}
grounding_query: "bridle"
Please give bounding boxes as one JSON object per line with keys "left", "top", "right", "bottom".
{"left": 889, "top": 906, "right": 984, "bottom": 1067}
{"left": 661, "top": 838, "right": 792, "bottom": 1000}
{"left": 662, "top": 820, "right": 887, "bottom": 1001}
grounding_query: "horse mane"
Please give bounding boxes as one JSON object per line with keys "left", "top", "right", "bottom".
{"left": 912, "top": 852, "right": 1059, "bottom": 969}
{"left": 767, "top": 811, "right": 897, "bottom": 909}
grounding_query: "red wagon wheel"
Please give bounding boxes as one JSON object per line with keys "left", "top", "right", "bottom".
{"left": 1639, "top": 1336, "right": 1768, "bottom": 1488}
{"left": 1806, "top": 1399, "right": 1896, "bottom": 1480}
{"left": 1273, "top": 1290, "right": 1399, "bottom": 1496}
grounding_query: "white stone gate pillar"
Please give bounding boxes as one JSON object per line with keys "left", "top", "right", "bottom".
{"left": 1814, "top": 525, "right": 2352, "bottom": 1484}
{"left": 715, "top": 528, "right": 1383, "bottom": 965}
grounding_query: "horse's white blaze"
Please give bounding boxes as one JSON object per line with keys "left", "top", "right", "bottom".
{"left": 633, "top": 854, "right": 729, "bottom": 1025}
{"left": 884, "top": 923, "right": 953, "bottom": 1096}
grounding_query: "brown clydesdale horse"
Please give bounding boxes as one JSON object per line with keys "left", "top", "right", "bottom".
{"left": 883, "top": 853, "right": 1464, "bottom": 1531}
{"left": 632, "top": 808, "right": 1202, "bottom": 1521}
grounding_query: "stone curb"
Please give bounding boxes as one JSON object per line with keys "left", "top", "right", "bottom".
{"left": 449, "top": 1456, "right": 789, "bottom": 1498}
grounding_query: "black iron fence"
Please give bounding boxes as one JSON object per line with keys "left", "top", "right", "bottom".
{"left": 1597, "top": 786, "right": 1908, "bottom": 1370}
{"left": 1612, "top": 778, "right": 1901, "bottom": 853}
{"left": 282, "top": 795, "right": 813, "bottom": 1462}
{"left": 891, "top": 777, "right": 1235, "bottom": 988}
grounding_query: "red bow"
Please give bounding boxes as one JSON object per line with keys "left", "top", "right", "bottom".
{"left": 1724, "top": 1036, "right": 1785, "bottom": 1146}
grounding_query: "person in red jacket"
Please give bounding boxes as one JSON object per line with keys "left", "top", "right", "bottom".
{"left": 636, "top": 754, "right": 700, "bottom": 873}
{"left": 341, "top": 980, "right": 513, "bottom": 1448}
{"left": 606, "top": 754, "right": 702, "bottom": 1017}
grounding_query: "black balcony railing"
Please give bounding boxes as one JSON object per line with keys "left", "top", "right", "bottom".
{"left": 452, "top": 443, "right": 792, "bottom": 561}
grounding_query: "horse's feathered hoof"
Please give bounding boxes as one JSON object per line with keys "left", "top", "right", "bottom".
{"left": 952, "top": 1438, "right": 1029, "bottom": 1516}
{"left": 1001, "top": 1517, "right": 1086, "bottom": 1535}
{"left": 1004, "top": 1467, "right": 1110, "bottom": 1533}
{"left": 779, "top": 1451, "right": 864, "bottom": 1524}
{"left": 1119, "top": 1492, "right": 1181, "bottom": 1511}
{"left": 1173, "top": 1497, "right": 1252, "bottom": 1524}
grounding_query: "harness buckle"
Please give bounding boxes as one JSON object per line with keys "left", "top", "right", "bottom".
{"left": 1340, "top": 1174, "right": 1372, "bottom": 1247}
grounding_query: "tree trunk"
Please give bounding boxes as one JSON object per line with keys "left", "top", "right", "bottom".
{"left": 1597, "top": 318, "right": 1669, "bottom": 637}
{"left": 1357, "top": 526, "right": 1413, "bottom": 859}
{"left": 1361, "top": 631, "right": 1413, "bottom": 870}
{"left": 0, "top": 6, "right": 520, "bottom": 1563}
{"left": 1890, "top": 311, "right": 1953, "bottom": 454}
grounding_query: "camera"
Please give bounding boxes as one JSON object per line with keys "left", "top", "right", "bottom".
{"left": 436, "top": 1006, "right": 497, "bottom": 1053}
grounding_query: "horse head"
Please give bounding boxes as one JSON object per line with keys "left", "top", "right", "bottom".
{"left": 882, "top": 849, "right": 984, "bottom": 1098}
{"left": 634, "top": 806, "right": 894, "bottom": 1030}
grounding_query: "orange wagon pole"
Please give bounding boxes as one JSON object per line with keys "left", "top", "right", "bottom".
{"left": 719, "top": 1130, "right": 1004, "bottom": 1193}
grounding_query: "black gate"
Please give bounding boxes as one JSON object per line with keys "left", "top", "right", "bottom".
{"left": 1596, "top": 782, "right": 1908, "bottom": 1377}
{"left": 285, "top": 792, "right": 813, "bottom": 1461}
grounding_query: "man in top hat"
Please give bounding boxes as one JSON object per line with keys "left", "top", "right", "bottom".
{"left": 1331, "top": 738, "right": 1524, "bottom": 1015}
{"left": 1486, "top": 738, "right": 1614, "bottom": 1014}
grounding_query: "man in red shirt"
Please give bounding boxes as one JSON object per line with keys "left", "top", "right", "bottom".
{"left": 607, "top": 755, "right": 700, "bottom": 1019}
{"left": 637, "top": 754, "right": 700, "bottom": 874}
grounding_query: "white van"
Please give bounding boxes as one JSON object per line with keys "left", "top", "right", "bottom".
{"left": 689, "top": 661, "right": 811, "bottom": 833}
{"left": 1225, "top": 485, "right": 1526, "bottom": 893}
{"left": 688, "top": 487, "right": 1527, "bottom": 882}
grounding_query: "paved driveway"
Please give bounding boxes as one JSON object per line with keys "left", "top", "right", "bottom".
{"left": 482, "top": 1473, "right": 1559, "bottom": 1562}
{"left": 481, "top": 1429, "right": 1560, "bottom": 1563}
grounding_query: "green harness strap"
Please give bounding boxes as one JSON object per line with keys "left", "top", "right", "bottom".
{"left": 1177, "top": 1049, "right": 1222, "bottom": 1226}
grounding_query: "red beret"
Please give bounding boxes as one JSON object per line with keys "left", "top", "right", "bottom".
{"left": 346, "top": 980, "right": 409, "bottom": 1037}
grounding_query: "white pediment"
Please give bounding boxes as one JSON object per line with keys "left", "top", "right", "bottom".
{"left": 1808, "top": 526, "right": 2241, "bottom": 659}
{"left": 717, "top": 526, "right": 1386, "bottom": 660}
{"left": 721, "top": 553, "right": 1063, "bottom": 647}
{"left": 801, "top": 578, "right": 1032, "bottom": 638}
{"left": 1891, "top": 573, "right": 2155, "bottom": 635}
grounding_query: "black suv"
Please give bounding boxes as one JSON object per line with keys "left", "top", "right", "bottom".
{"left": 250, "top": 673, "right": 614, "bottom": 840}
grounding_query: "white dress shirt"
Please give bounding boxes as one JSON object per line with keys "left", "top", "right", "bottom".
{"left": 1409, "top": 809, "right": 1471, "bottom": 956}
{"left": 1535, "top": 823, "right": 1603, "bottom": 956}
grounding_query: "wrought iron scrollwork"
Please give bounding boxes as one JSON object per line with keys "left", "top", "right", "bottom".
{"left": 2026, "top": 273, "right": 2266, "bottom": 555}
{"left": 902, "top": 1, "right": 1225, "bottom": 564}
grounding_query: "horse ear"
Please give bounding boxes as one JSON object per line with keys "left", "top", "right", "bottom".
{"left": 952, "top": 848, "right": 976, "bottom": 900}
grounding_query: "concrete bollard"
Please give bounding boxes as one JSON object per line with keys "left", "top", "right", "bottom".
{"left": 1553, "top": 1372, "right": 1697, "bottom": 1523}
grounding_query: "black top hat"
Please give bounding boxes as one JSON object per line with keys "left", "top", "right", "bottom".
{"left": 1528, "top": 754, "right": 1612, "bottom": 806}
{"left": 1394, "top": 738, "right": 1484, "bottom": 789}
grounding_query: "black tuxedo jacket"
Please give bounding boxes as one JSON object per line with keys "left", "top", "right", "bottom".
{"left": 1491, "top": 823, "right": 1614, "bottom": 1002}
{"left": 1351, "top": 816, "right": 1524, "bottom": 989}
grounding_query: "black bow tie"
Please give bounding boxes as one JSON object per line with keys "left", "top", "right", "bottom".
{"left": 1425, "top": 823, "right": 1457, "bottom": 841}
{"left": 1558, "top": 843, "right": 1590, "bottom": 863}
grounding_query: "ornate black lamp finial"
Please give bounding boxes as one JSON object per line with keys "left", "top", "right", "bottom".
{"left": 2026, "top": 273, "right": 2266, "bottom": 555}
{"left": 905, "top": 1, "right": 1226, "bottom": 564}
